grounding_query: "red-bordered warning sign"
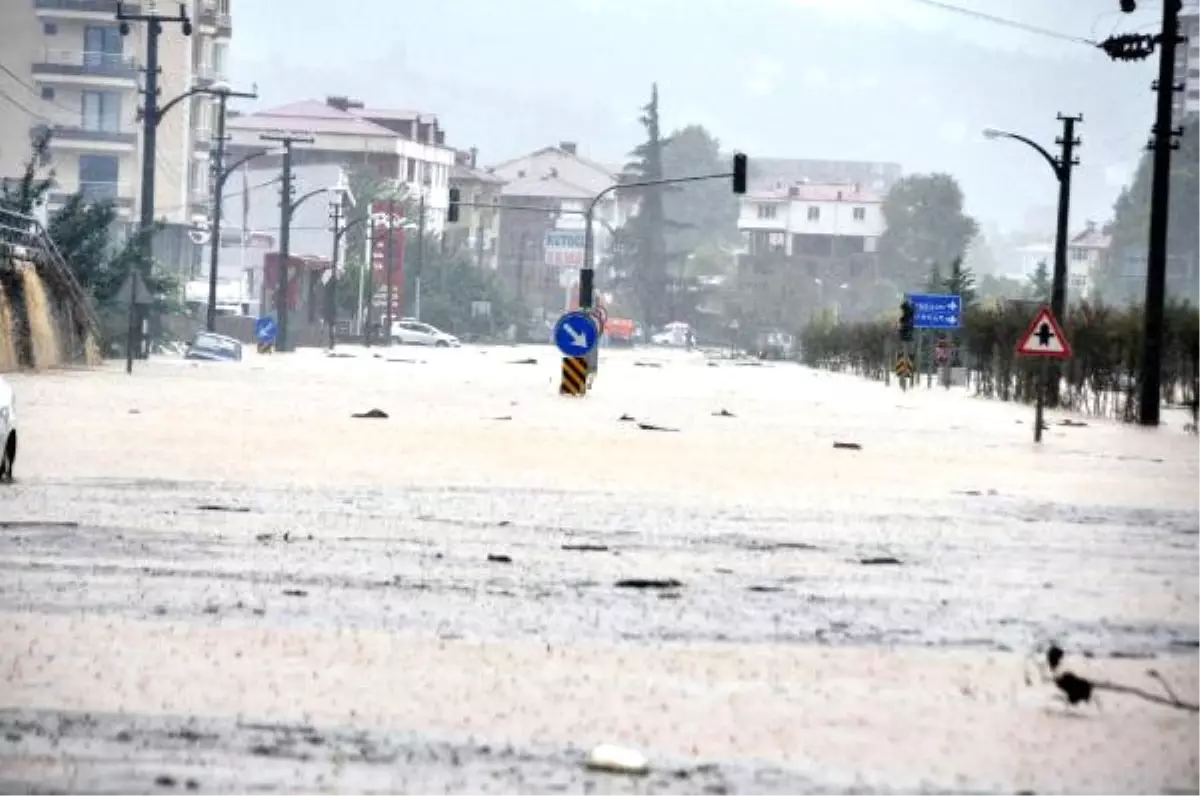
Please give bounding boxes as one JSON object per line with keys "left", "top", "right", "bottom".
{"left": 1016, "top": 305, "right": 1072, "bottom": 359}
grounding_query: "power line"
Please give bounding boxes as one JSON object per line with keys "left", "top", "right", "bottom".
{"left": 0, "top": 83, "right": 49, "bottom": 122}
{"left": 903, "top": 0, "right": 1097, "bottom": 46}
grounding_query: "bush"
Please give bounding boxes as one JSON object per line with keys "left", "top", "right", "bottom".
{"left": 799, "top": 300, "right": 1199, "bottom": 422}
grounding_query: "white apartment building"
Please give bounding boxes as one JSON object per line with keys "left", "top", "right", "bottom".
{"left": 737, "top": 183, "right": 885, "bottom": 259}
{"left": 1177, "top": 1, "right": 1199, "bottom": 122}
{"left": 223, "top": 97, "right": 455, "bottom": 235}
{"left": 0, "top": 0, "right": 233, "bottom": 226}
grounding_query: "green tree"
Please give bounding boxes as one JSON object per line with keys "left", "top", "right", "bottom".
{"left": 878, "top": 174, "right": 978, "bottom": 290}
{"left": 399, "top": 233, "right": 514, "bottom": 336}
{"left": 1027, "top": 259, "right": 1051, "bottom": 302}
{"left": 925, "top": 261, "right": 943, "bottom": 292}
{"left": 1, "top": 129, "right": 178, "bottom": 349}
{"left": 941, "top": 256, "right": 976, "bottom": 307}
{"left": 661, "top": 125, "right": 738, "bottom": 257}
{"left": 1098, "top": 119, "right": 1198, "bottom": 304}
{"left": 621, "top": 83, "right": 674, "bottom": 330}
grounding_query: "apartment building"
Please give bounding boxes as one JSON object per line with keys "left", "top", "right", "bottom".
{"left": 223, "top": 96, "right": 455, "bottom": 234}
{"left": 0, "top": 0, "right": 232, "bottom": 228}
{"left": 747, "top": 158, "right": 902, "bottom": 198}
{"left": 1176, "top": 0, "right": 1199, "bottom": 123}
{"left": 487, "top": 142, "right": 631, "bottom": 320}
{"left": 738, "top": 183, "right": 884, "bottom": 261}
{"left": 447, "top": 147, "right": 503, "bottom": 270}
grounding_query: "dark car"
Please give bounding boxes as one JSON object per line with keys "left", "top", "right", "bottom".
{"left": 185, "top": 332, "right": 243, "bottom": 362}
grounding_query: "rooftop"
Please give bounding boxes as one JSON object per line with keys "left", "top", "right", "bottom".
{"left": 748, "top": 183, "right": 883, "bottom": 203}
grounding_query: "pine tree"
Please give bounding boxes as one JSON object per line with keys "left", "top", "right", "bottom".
{"left": 622, "top": 83, "right": 672, "bottom": 329}
{"left": 1027, "top": 259, "right": 1051, "bottom": 302}
{"left": 942, "top": 256, "right": 976, "bottom": 306}
{"left": 925, "top": 261, "right": 943, "bottom": 292}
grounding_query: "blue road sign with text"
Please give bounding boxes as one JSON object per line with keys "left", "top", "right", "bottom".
{"left": 553, "top": 311, "right": 599, "bottom": 357}
{"left": 907, "top": 293, "right": 962, "bottom": 330}
{"left": 255, "top": 316, "right": 278, "bottom": 344}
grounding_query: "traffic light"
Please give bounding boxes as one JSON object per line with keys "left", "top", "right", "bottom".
{"left": 447, "top": 187, "right": 461, "bottom": 223}
{"left": 732, "top": 152, "right": 747, "bottom": 195}
{"left": 899, "top": 299, "right": 914, "bottom": 342}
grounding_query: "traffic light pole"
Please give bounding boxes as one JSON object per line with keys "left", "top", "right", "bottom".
{"left": 580, "top": 171, "right": 735, "bottom": 310}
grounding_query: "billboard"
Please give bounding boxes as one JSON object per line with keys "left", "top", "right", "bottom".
{"left": 369, "top": 202, "right": 407, "bottom": 300}
{"left": 544, "top": 229, "right": 586, "bottom": 268}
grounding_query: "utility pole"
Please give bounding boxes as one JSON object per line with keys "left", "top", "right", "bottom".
{"left": 384, "top": 199, "right": 396, "bottom": 338}
{"left": 205, "top": 86, "right": 257, "bottom": 332}
{"left": 328, "top": 199, "right": 343, "bottom": 350}
{"left": 117, "top": 2, "right": 191, "bottom": 374}
{"left": 414, "top": 192, "right": 426, "bottom": 321}
{"left": 260, "top": 133, "right": 313, "bottom": 352}
{"left": 1050, "top": 115, "right": 1081, "bottom": 327}
{"left": 1100, "top": 1, "right": 1186, "bottom": 425}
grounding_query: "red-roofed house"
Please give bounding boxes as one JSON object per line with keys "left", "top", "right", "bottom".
{"left": 225, "top": 96, "right": 455, "bottom": 232}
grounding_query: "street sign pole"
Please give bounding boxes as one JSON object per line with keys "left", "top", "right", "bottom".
{"left": 1015, "top": 304, "right": 1072, "bottom": 444}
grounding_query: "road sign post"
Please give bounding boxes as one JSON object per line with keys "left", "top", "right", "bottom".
{"left": 255, "top": 316, "right": 278, "bottom": 355}
{"left": 935, "top": 338, "right": 952, "bottom": 389}
{"left": 553, "top": 310, "right": 599, "bottom": 396}
{"left": 907, "top": 293, "right": 963, "bottom": 331}
{"left": 1015, "top": 305, "right": 1072, "bottom": 444}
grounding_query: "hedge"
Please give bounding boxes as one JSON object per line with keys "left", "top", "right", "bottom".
{"left": 799, "top": 300, "right": 1199, "bottom": 422}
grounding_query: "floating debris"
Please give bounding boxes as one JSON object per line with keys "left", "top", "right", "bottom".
{"left": 859, "top": 556, "right": 902, "bottom": 566}
{"left": 584, "top": 744, "right": 650, "bottom": 776}
{"left": 637, "top": 423, "right": 679, "bottom": 433}
{"left": 351, "top": 409, "right": 389, "bottom": 419}
{"left": 832, "top": 441, "right": 862, "bottom": 450}
{"left": 487, "top": 554, "right": 513, "bottom": 564}
{"left": 712, "top": 409, "right": 736, "bottom": 418}
{"left": 615, "top": 578, "right": 682, "bottom": 589}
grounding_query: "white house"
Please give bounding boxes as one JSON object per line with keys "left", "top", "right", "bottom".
{"left": 737, "top": 183, "right": 884, "bottom": 259}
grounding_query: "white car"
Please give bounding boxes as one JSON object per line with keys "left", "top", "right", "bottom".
{"left": 0, "top": 375, "right": 15, "bottom": 483}
{"left": 390, "top": 319, "right": 460, "bottom": 347}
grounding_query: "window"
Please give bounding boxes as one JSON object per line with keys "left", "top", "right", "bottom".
{"left": 43, "top": 22, "right": 58, "bottom": 35}
{"left": 212, "top": 41, "right": 228, "bottom": 79}
{"left": 1071, "top": 247, "right": 1089, "bottom": 262}
{"left": 82, "top": 91, "right": 121, "bottom": 132}
{"left": 756, "top": 204, "right": 777, "bottom": 220}
{"left": 41, "top": 87, "right": 55, "bottom": 101}
{"left": 406, "top": 158, "right": 417, "bottom": 182}
{"left": 852, "top": 207, "right": 866, "bottom": 221}
{"left": 78, "top": 154, "right": 119, "bottom": 198}
{"left": 83, "top": 26, "right": 122, "bottom": 67}
{"left": 807, "top": 206, "right": 820, "bottom": 222}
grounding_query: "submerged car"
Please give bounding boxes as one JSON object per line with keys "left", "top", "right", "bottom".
{"left": 0, "top": 375, "right": 15, "bottom": 483}
{"left": 184, "top": 332, "right": 243, "bottom": 362}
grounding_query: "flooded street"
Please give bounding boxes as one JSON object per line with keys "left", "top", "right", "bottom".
{"left": 1, "top": 345, "right": 1197, "bottom": 793}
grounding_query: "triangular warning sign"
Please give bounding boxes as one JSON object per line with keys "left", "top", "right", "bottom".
{"left": 115, "top": 270, "right": 154, "bottom": 306}
{"left": 1016, "top": 305, "right": 1072, "bottom": 359}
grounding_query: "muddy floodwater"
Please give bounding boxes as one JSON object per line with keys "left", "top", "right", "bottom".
{"left": 0, "top": 345, "right": 1197, "bottom": 793}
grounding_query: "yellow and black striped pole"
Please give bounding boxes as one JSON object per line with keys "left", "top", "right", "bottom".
{"left": 560, "top": 356, "right": 588, "bottom": 396}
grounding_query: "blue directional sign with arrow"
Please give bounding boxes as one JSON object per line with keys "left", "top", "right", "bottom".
{"left": 255, "top": 316, "right": 278, "bottom": 344}
{"left": 553, "top": 310, "right": 599, "bottom": 357}
{"left": 907, "top": 293, "right": 962, "bottom": 330}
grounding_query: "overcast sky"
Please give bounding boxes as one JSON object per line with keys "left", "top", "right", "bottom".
{"left": 229, "top": 0, "right": 1163, "bottom": 236}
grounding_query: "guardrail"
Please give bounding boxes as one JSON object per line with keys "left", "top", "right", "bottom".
{"left": 0, "top": 206, "right": 102, "bottom": 342}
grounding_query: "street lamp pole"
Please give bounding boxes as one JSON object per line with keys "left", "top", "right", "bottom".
{"left": 117, "top": 1, "right": 191, "bottom": 373}
{"left": 982, "top": 116, "right": 1080, "bottom": 325}
{"left": 204, "top": 86, "right": 258, "bottom": 331}
{"left": 983, "top": 116, "right": 1081, "bottom": 407}
{"left": 260, "top": 133, "right": 314, "bottom": 352}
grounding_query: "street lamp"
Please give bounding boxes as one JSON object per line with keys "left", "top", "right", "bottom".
{"left": 980, "top": 119, "right": 1078, "bottom": 334}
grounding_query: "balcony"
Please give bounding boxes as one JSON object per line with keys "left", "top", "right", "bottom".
{"left": 47, "top": 181, "right": 135, "bottom": 212}
{"left": 196, "top": 4, "right": 233, "bottom": 37}
{"left": 33, "top": 49, "right": 139, "bottom": 86}
{"left": 34, "top": 0, "right": 139, "bottom": 20}
{"left": 33, "top": 123, "right": 138, "bottom": 151}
